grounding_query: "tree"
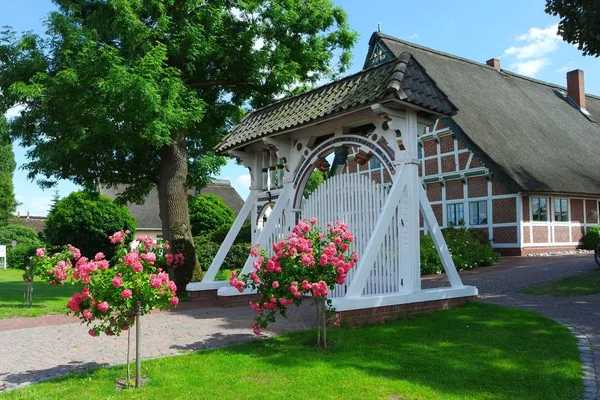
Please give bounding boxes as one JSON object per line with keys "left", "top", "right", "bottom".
{"left": 44, "top": 191, "right": 136, "bottom": 259}
{"left": 303, "top": 169, "right": 327, "bottom": 199}
{"left": 546, "top": 0, "right": 600, "bottom": 57}
{"left": 189, "top": 193, "right": 235, "bottom": 236}
{"left": 0, "top": 0, "right": 357, "bottom": 292}
{"left": 0, "top": 115, "right": 16, "bottom": 223}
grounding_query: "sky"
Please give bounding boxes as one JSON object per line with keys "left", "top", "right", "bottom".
{"left": 2, "top": 0, "right": 599, "bottom": 216}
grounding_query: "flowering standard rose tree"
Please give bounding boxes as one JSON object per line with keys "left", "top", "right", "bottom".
{"left": 22, "top": 245, "right": 80, "bottom": 307}
{"left": 230, "top": 218, "right": 358, "bottom": 348}
{"left": 29, "top": 231, "right": 184, "bottom": 388}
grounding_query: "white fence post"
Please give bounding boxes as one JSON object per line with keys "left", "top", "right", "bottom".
{"left": 0, "top": 245, "right": 6, "bottom": 270}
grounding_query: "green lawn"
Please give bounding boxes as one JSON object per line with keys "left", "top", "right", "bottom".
{"left": 520, "top": 269, "right": 600, "bottom": 296}
{"left": 0, "top": 268, "right": 82, "bottom": 318}
{"left": 0, "top": 303, "right": 582, "bottom": 400}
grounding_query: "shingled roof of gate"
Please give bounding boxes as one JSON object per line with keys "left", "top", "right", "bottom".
{"left": 216, "top": 52, "right": 457, "bottom": 152}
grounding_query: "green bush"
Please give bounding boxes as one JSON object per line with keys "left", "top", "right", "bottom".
{"left": 189, "top": 194, "right": 236, "bottom": 236}
{"left": 44, "top": 191, "right": 136, "bottom": 259}
{"left": 0, "top": 224, "right": 41, "bottom": 248}
{"left": 209, "top": 221, "right": 252, "bottom": 244}
{"left": 584, "top": 226, "right": 600, "bottom": 250}
{"left": 420, "top": 227, "right": 500, "bottom": 275}
{"left": 7, "top": 245, "right": 37, "bottom": 269}
{"left": 193, "top": 236, "right": 250, "bottom": 272}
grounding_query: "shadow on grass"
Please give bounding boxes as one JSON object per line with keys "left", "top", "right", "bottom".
{"left": 0, "top": 361, "right": 106, "bottom": 390}
{"left": 203, "top": 303, "right": 582, "bottom": 399}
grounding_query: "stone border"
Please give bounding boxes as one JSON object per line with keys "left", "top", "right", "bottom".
{"left": 557, "top": 321, "right": 598, "bottom": 400}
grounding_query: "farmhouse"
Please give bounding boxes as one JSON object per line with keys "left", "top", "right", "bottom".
{"left": 346, "top": 33, "right": 600, "bottom": 256}
{"left": 189, "top": 32, "right": 600, "bottom": 319}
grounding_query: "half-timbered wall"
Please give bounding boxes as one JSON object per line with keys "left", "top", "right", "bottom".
{"left": 344, "top": 119, "right": 600, "bottom": 255}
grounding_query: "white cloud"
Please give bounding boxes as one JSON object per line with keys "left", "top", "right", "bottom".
{"left": 236, "top": 174, "right": 251, "bottom": 188}
{"left": 4, "top": 104, "right": 25, "bottom": 120}
{"left": 509, "top": 58, "right": 551, "bottom": 77}
{"left": 555, "top": 61, "right": 575, "bottom": 73}
{"left": 503, "top": 24, "right": 560, "bottom": 60}
{"left": 15, "top": 194, "right": 53, "bottom": 216}
{"left": 408, "top": 33, "right": 419, "bottom": 39}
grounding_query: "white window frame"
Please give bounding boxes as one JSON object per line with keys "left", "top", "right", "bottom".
{"left": 531, "top": 196, "right": 549, "bottom": 222}
{"left": 469, "top": 200, "right": 488, "bottom": 226}
{"left": 446, "top": 202, "right": 465, "bottom": 227}
{"left": 553, "top": 197, "right": 569, "bottom": 222}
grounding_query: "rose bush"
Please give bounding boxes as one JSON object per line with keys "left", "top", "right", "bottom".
{"left": 230, "top": 218, "right": 358, "bottom": 347}
{"left": 28, "top": 231, "right": 184, "bottom": 387}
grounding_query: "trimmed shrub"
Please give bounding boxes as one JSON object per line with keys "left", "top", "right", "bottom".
{"left": 7, "top": 245, "right": 37, "bottom": 269}
{"left": 420, "top": 227, "right": 500, "bottom": 275}
{"left": 44, "top": 191, "right": 136, "bottom": 259}
{"left": 209, "top": 221, "right": 252, "bottom": 244}
{"left": 193, "top": 236, "right": 250, "bottom": 272}
{"left": 584, "top": 226, "right": 600, "bottom": 250}
{"left": 189, "top": 194, "right": 236, "bottom": 237}
{"left": 0, "top": 224, "right": 40, "bottom": 248}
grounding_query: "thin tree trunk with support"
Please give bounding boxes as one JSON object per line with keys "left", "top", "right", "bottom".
{"left": 158, "top": 139, "right": 203, "bottom": 295}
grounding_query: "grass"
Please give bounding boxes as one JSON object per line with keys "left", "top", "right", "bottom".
{"left": 0, "top": 303, "right": 582, "bottom": 400}
{"left": 0, "top": 268, "right": 82, "bottom": 318}
{"left": 520, "top": 269, "right": 600, "bottom": 296}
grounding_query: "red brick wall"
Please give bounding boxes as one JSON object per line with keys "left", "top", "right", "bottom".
{"left": 470, "top": 157, "right": 484, "bottom": 169}
{"left": 523, "top": 226, "right": 531, "bottom": 243}
{"left": 426, "top": 183, "right": 442, "bottom": 202}
{"left": 492, "top": 198, "right": 516, "bottom": 223}
{"left": 439, "top": 135, "right": 454, "bottom": 153}
{"left": 338, "top": 296, "right": 478, "bottom": 326}
{"left": 347, "top": 159, "right": 357, "bottom": 174}
{"left": 431, "top": 204, "right": 443, "bottom": 226}
{"left": 445, "top": 180, "right": 463, "bottom": 200}
{"left": 467, "top": 176, "right": 487, "bottom": 198}
{"left": 423, "top": 139, "right": 437, "bottom": 157}
{"left": 370, "top": 171, "right": 381, "bottom": 184}
{"left": 571, "top": 226, "right": 584, "bottom": 243}
{"left": 493, "top": 227, "right": 517, "bottom": 244}
{"left": 533, "top": 226, "right": 549, "bottom": 243}
{"left": 554, "top": 226, "right": 570, "bottom": 243}
{"left": 457, "top": 140, "right": 466, "bottom": 150}
{"left": 458, "top": 153, "right": 469, "bottom": 170}
{"left": 425, "top": 159, "right": 438, "bottom": 176}
{"left": 522, "top": 195, "right": 530, "bottom": 222}
{"left": 491, "top": 177, "right": 510, "bottom": 195}
{"left": 570, "top": 199, "right": 584, "bottom": 223}
{"left": 440, "top": 156, "right": 455, "bottom": 173}
{"left": 586, "top": 200, "right": 598, "bottom": 224}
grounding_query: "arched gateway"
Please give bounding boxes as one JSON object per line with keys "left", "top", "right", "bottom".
{"left": 187, "top": 53, "right": 477, "bottom": 320}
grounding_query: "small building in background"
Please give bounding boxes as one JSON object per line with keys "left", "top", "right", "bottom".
{"left": 101, "top": 179, "right": 244, "bottom": 239}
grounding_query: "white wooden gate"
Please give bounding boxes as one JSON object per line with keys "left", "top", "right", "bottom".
{"left": 302, "top": 173, "right": 404, "bottom": 298}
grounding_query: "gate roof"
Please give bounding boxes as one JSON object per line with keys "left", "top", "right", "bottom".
{"left": 216, "top": 52, "right": 456, "bottom": 153}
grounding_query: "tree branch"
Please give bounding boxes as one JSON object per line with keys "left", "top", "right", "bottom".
{"left": 188, "top": 80, "right": 257, "bottom": 90}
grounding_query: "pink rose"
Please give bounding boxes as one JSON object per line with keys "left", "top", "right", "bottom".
{"left": 83, "top": 309, "right": 93, "bottom": 319}
{"left": 88, "top": 329, "right": 96, "bottom": 337}
{"left": 111, "top": 276, "right": 123, "bottom": 287}
{"left": 97, "top": 301, "right": 109, "bottom": 312}
{"left": 272, "top": 281, "right": 280, "bottom": 289}
{"left": 121, "top": 289, "right": 132, "bottom": 299}
{"left": 169, "top": 297, "right": 179, "bottom": 306}
{"left": 35, "top": 248, "right": 45, "bottom": 258}
{"left": 94, "top": 252, "right": 105, "bottom": 261}
{"left": 132, "top": 262, "right": 143, "bottom": 273}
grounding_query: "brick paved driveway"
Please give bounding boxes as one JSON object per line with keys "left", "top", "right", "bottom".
{"left": 1, "top": 254, "right": 598, "bottom": 393}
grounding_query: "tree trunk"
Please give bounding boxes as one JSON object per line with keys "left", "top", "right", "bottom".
{"left": 158, "top": 139, "right": 203, "bottom": 295}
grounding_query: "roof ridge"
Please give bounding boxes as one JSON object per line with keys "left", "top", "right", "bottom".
{"left": 238, "top": 56, "right": 402, "bottom": 120}
{"left": 375, "top": 32, "right": 600, "bottom": 100}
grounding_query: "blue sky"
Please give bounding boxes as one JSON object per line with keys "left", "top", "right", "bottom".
{"left": 2, "top": 0, "right": 599, "bottom": 216}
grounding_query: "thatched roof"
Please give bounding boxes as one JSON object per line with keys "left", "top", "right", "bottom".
{"left": 370, "top": 33, "right": 600, "bottom": 195}
{"left": 101, "top": 180, "right": 244, "bottom": 230}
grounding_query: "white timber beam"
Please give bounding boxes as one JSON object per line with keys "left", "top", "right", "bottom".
{"left": 419, "top": 184, "right": 464, "bottom": 288}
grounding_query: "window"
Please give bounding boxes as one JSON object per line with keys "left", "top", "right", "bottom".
{"left": 531, "top": 197, "right": 548, "bottom": 221}
{"left": 469, "top": 201, "right": 488, "bottom": 225}
{"left": 369, "top": 157, "right": 381, "bottom": 170}
{"left": 447, "top": 203, "right": 464, "bottom": 227}
{"left": 554, "top": 198, "right": 569, "bottom": 222}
